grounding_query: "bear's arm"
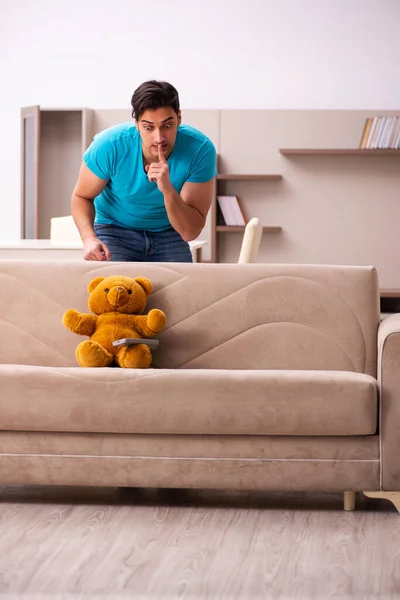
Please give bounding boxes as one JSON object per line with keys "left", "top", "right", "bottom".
{"left": 132, "top": 309, "right": 166, "bottom": 337}
{"left": 62, "top": 310, "right": 98, "bottom": 336}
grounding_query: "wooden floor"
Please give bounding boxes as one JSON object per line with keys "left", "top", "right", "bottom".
{"left": 0, "top": 486, "right": 399, "bottom": 599}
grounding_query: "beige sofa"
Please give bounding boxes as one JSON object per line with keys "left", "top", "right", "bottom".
{"left": 1, "top": 259, "right": 399, "bottom": 511}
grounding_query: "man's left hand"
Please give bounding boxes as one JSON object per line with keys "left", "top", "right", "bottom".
{"left": 145, "top": 146, "right": 174, "bottom": 194}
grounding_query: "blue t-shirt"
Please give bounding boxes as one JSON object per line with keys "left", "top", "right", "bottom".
{"left": 83, "top": 122, "right": 217, "bottom": 231}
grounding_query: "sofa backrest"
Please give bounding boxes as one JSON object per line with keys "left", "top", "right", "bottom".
{"left": 0, "top": 260, "right": 380, "bottom": 376}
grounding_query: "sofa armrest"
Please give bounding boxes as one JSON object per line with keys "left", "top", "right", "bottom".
{"left": 378, "top": 314, "right": 400, "bottom": 490}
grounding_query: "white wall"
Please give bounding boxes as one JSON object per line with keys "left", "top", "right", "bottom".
{"left": 0, "top": 0, "right": 399, "bottom": 240}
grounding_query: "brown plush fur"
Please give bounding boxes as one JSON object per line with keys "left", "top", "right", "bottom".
{"left": 62, "top": 275, "right": 166, "bottom": 368}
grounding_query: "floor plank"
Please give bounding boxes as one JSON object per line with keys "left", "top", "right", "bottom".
{"left": 0, "top": 486, "right": 399, "bottom": 599}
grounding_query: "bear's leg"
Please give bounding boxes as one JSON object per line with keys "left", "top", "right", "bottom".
{"left": 116, "top": 344, "right": 152, "bottom": 369}
{"left": 76, "top": 340, "right": 114, "bottom": 368}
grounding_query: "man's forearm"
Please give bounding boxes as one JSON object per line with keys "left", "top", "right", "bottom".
{"left": 71, "top": 194, "right": 97, "bottom": 242}
{"left": 163, "top": 189, "right": 204, "bottom": 242}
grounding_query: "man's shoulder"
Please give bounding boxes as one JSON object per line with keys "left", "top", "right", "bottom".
{"left": 93, "top": 122, "right": 138, "bottom": 145}
{"left": 177, "top": 124, "right": 214, "bottom": 148}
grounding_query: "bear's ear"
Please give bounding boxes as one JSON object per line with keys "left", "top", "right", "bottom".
{"left": 135, "top": 277, "right": 152, "bottom": 296}
{"left": 88, "top": 277, "right": 105, "bottom": 293}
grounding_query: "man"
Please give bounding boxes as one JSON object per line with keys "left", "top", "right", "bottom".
{"left": 71, "top": 80, "right": 217, "bottom": 262}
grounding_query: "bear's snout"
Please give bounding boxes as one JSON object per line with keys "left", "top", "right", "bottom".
{"left": 108, "top": 285, "right": 130, "bottom": 307}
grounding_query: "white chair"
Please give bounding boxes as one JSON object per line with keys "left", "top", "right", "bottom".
{"left": 237, "top": 217, "right": 263, "bottom": 263}
{"left": 50, "top": 215, "right": 81, "bottom": 243}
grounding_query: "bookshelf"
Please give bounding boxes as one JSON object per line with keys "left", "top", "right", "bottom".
{"left": 280, "top": 149, "right": 400, "bottom": 155}
{"left": 21, "top": 106, "right": 94, "bottom": 238}
{"left": 20, "top": 106, "right": 400, "bottom": 276}
{"left": 212, "top": 173, "right": 283, "bottom": 262}
{"left": 217, "top": 174, "right": 282, "bottom": 180}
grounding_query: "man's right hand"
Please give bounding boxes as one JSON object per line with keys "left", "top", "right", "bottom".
{"left": 83, "top": 236, "right": 111, "bottom": 261}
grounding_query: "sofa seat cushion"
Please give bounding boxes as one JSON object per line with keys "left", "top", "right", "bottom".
{"left": 0, "top": 365, "right": 377, "bottom": 436}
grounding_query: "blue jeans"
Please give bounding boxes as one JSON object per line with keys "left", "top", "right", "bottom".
{"left": 94, "top": 223, "right": 193, "bottom": 263}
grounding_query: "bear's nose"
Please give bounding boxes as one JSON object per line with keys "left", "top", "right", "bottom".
{"left": 108, "top": 285, "right": 129, "bottom": 307}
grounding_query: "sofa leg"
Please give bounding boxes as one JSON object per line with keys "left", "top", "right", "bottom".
{"left": 363, "top": 491, "right": 400, "bottom": 513}
{"left": 343, "top": 491, "right": 356, "bottom": 511}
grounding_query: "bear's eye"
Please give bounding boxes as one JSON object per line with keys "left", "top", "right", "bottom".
{"left": 105, "top": 288, "right": 109, "bottom": 293}
{"left": 128, "top": 289, "right": 132, "bottom": 295}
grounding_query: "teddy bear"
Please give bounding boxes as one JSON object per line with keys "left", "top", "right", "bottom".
{"left": 62, "top": 275, "right": 166, "bottom": 368}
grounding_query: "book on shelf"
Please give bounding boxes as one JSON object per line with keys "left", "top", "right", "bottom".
{"left": 359, "top": 116, "right": 400, "bottom": 149}
{"left": 216, "top": 196, "right": 247, "bottom": 226}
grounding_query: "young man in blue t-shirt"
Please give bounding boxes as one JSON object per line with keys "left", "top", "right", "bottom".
{"left": 71, "top": 80, "right": 217, "bottom": 262}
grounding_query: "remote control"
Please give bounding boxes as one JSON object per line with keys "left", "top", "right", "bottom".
{"left": 112, "top": 338, "right": 159, "bottom": 350}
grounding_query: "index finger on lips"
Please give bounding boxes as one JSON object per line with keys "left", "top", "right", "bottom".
{"left": 158, "top": 144, "right": 166, "bottom": 162}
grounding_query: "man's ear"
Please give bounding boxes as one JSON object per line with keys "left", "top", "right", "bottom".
{"left": 177, "top": 110, "right": 182, "bottom": 126}
{"left": 134, "top": 119, "right": 139, "bottom": 131}
{"left": 88, "top": 277, "right": 105, "bottom": 293}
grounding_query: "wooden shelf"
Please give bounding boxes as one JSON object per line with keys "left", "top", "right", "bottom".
{"left": 213, "top": 172, "right": 283, "bottom": 261}
{"left": 381, "top": 289, "right": 400, "bottom": 298}
{"left": 216, "top": 226, "right": 282, "bottom": 233}
{"left": 217, "top": 174, "right": 282, "bottom": 180}
{"left": 280, "top": 149, "right": 400, "bottom": 156}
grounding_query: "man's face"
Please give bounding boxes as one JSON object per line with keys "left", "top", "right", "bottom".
{"left": 136, "top": 107, "right": 181, "bottom": 160}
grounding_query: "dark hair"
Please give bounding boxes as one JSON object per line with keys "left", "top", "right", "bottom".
{"left": 131, "top": 80, "right": 180, "bottom": 120}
